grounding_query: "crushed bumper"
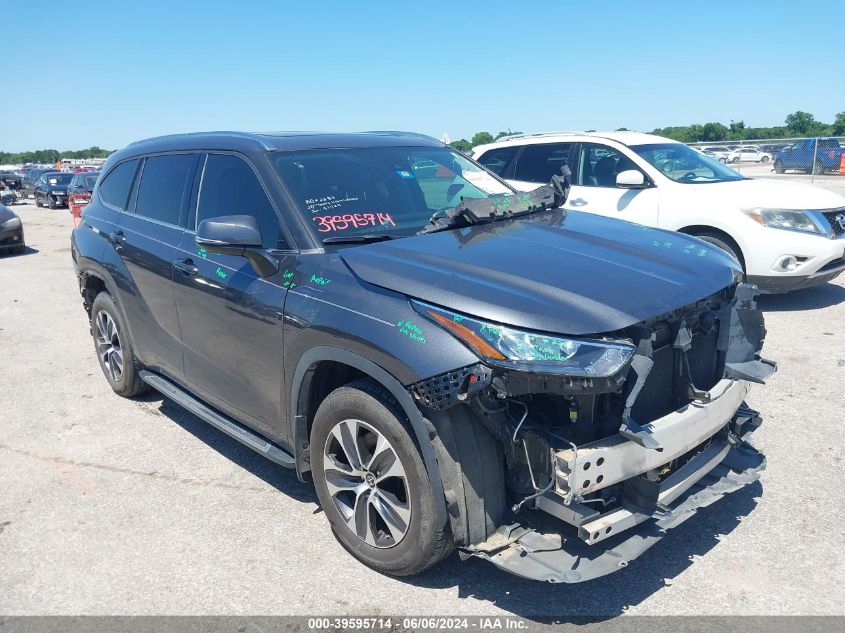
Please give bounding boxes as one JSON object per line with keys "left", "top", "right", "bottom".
{"left": 467, "top": 409, "right": 765, "bottom": 583}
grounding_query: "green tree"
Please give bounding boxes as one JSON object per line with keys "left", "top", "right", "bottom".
{"left": 450, "top": 139, "right": 472, "bottom": 152}
{"left": 700, "top": 122, "right": 729, "bottom": 142}
{"left": 494, "top": 130, "right": 522, "bottom": 140}
{"left": 832, "top": 112, "right": 845, "bottom": 137}
{"left": 615, "top": 127, "right": 629, "bottom": 131}
{"left": 785, "top": 111, "right": 818, "bottom": 135}
{"left": 471, "top": 132, "right": 495, "bottom": 147}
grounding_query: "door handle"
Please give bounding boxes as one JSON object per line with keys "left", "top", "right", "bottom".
{"left": 173, "top": 258, "right": 198, "bottom": 276}
{"left": 109, "top": 230, "right": 126, "bottom": 246}
{"left": 570, "top": 198, "right": 588, "bottom": 207}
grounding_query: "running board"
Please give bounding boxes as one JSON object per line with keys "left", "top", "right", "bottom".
{"left": 139, "top": 370, "right": 295, "bottom": 468}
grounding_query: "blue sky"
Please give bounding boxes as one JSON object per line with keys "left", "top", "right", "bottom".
{"left": 3, "top": 0, "right": 843, "bottom": 152}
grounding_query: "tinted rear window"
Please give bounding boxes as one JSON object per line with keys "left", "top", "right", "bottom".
{"left": 513, "top": 143, "right": 571, "bottom": 183}
{"left": 135, "top": 154, "right": 197, "bottom": 225}
{"left": 98, "top": 160, "right": 139, "bottom": 210}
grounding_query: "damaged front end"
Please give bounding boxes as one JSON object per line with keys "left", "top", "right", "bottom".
{"left": 409, "top": 282, "right": 775, "bottom": 582}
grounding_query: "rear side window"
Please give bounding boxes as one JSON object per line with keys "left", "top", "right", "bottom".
{"left": 513, "top": 143, "right": 571, "bottom": 183}
{"left": 98, "top": 160, "right": 139, "bottom": 210}
{"left": 476, "top": 146, "right": 519, "bottom": 176}
{"left": 135, "top": 154, "right": 197, "bottom": 225}
{"left": 195, "top": 154, "right": 287, "bottom": 249}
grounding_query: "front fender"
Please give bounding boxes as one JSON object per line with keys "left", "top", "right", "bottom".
{"left": 288, "top": 345, "right": 449, "bottom": 533}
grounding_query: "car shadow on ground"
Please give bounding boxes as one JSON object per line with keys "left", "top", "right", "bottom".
{"left": 757, "top": 282, "right": 845, "bottom": 312}
{"left": 1, "top": 245, "right": 39, "bottom": 257}
{"left": 137, "top": 390, "right": 761, "bottom": 620}
{"left": 139, "top": 391, "right": 316, "bottom": 504}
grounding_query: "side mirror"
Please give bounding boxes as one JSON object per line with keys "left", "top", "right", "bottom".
{"left": 196, "top": 215, "right": 278, "bottom": 277}
{"left": 616, "top": 170, "right": 646, "bottom": 189}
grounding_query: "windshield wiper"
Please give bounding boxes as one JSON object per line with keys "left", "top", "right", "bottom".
{"left": 322, "top": 234, "right": 395, "bottom": 245}
{"left": 418, "top": 166, "right": 571, "bottom": 235}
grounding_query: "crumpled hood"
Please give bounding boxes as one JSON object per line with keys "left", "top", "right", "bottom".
{"left": 340, "top": 211, "right": 740, "bottom": 336}
{"left": 691, "top": 178, "right": 845, "bottom": 209}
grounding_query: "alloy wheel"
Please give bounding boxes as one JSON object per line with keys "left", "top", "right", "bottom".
{"left": 95, "top": 310, "right": 123, "bottom": 382}
{"left": 323, "top": 419, "right": 411, "bottom": 548}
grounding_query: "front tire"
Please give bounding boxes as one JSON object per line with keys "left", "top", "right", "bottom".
{"left": 813, "top": 159, "right": 824, "bottom": 175}
{"left": 692, "top": 231, "right": 745, "bottom": 271}
{"left": 35, "top": 193, "right": 42, "bottom": 207}
{"left": 90, "top": 292, "right": 149, "bottom": 397}
{"left": 761, "top": 155, "right": 769, "bottom": 163}
{"left": 310, "top": 379, "right": 451, "bottom": 576}
{"left": 774, "top": 160, "right": 785, "bottom": 174}
{"left": 47, "top": 195, "right": 56, "bottom": 209}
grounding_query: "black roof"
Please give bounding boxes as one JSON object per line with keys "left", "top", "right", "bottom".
{"left": 118, "top": 130, "right": 442, "bottom": 158}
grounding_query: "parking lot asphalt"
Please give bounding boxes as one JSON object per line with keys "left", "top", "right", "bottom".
{"left": 1, "top": 199, "right": 844, "bottom": 619}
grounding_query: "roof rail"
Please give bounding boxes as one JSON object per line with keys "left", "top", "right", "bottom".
{"left": 127, "top": 131, "right": 276, "bottom": 151}
{"left": 493, "top": 131, "right": 580, "bottom": 143}
{"left": 362, "top": 130, "right": 441, "bottom": 143}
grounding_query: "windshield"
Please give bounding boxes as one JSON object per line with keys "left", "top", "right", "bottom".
{"left": 631, "top": 143, "right": 747, "bottom": 183}
{"left": 47, "top": 173, "right": 73, "bottom": 185}
{"left": 273, "top": 146, "right": 513, "bottom": 239}
{"left": 83, "top": 174, "right": 98, "bottom": 190}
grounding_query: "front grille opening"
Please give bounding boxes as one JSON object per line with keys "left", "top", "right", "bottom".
{"left": 631, "top": 328, "right": 721, "bottom": 423}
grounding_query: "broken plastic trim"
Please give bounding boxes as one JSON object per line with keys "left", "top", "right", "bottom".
{"left": 418, "top": 166, "right": 571, "bottom": 235}
{"left": 466, "top": 438, "right": 765, "bottom": 583}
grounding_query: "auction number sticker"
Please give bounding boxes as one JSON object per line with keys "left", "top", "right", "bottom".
{"left": 313, "top": 212, "right": 396, "bottom": 233}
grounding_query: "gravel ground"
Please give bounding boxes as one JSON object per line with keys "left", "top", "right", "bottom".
{"left": 1, "top": 199, "right": 844, "bottom": 619}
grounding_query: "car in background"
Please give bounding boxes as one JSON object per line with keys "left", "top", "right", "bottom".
{"left": 700, "top": 146, "right": 731, "bottom": 163}
{"left": 724, "top": 146, "right": 772, "bottom": 164}
{"left": 34, "top": 171, "right": 73, "bottom": 208}
{"left": 0, "top": 171, "right": 23, "bottom": 198}
{"left": 21, "top": 168, "right": 51, "bottom": 198}
{"left": 68, "top": 171, "right": 99, "bottom": 222}
{"left": 774, "top": 138, "right": 845, "bottom": 175}
{"left": 760, "top": 143, "right": 790, "bottom": 156}
{"left": 473, "top": 131, "right": 845, "bottom": 293}
{"left": 0, "top": 203, "right": 25, "bottom": 254}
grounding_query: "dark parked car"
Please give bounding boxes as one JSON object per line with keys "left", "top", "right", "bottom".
{"left": 71, "top": 131, "right": 774, "bottom": 583}
{"left": 21, "top": 168, "right": 51, "bottom": 198}
{"left": 0, "top": 203, "right": 25, "bottom": 253}
{"left": 34, "top": 171, "right": 73, "bottom": 208}
{"left": 0, "top": 170, "right": 23, "bottom": 197}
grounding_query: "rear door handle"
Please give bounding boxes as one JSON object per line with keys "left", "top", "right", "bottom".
{"left": 570, "top": 198, "right": 588, "bottom": 207}
{"left": 109, "top": 230, "right": 126, "bottom": 246}
{"left": 173, "top": 258, "right": 198, "bottom": 276}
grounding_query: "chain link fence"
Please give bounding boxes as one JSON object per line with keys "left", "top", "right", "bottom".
{"left": 688, "top": 136, "right": 845, "bottom": 183}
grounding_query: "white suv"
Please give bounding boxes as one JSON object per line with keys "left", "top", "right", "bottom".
{"left": 473, "top": 132, "right": 845, "bottom": 293}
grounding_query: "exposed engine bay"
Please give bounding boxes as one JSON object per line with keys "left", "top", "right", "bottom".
{"left": 410, "top": 282, "right": 775, "bottom": 582}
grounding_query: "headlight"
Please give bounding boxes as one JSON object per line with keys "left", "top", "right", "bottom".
{"left": 742, "top": 208, "right": 830, "bottom": 236}
{"left": 1, "top": 217, "right": 21, "bottom": 229}
{"left": 413, "top": 301, "right": 636, "bottom": 377}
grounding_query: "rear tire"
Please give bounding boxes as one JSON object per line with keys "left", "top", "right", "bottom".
{"left": 90, "top": 292, "right": 149, "bottom": 397}
{"left": 310, "top": 379, "right": 452, "bottom": 576}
